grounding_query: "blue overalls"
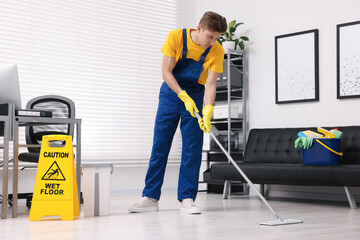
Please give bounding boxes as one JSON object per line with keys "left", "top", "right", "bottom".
{"left": 143, "top": 29, "right": 211, "bottom": 201}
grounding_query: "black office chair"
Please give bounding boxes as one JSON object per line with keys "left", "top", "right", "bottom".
{"left": 19, "top": 95, "right": 75, "bottom": 162}
{"left": 9, "top": 95, "right": 75, "bottom": 208}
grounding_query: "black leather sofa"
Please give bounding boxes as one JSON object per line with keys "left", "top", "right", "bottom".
{"left": 210, "top": 126, "right": 360, "bottom": 208}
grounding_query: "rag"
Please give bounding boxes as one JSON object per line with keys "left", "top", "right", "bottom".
{"left": 331, "top": 129, "right": 343, "bottom": 139}
{"left": 295, "top": 137, "right": 313, "bottom": 149}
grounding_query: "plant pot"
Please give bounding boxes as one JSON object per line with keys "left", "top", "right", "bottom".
{"left": 222, "top": 41, "right": 236, "bottom": 52}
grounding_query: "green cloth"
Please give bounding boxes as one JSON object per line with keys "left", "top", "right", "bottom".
{"left": 295, "top": 137, "right": 313, "bottom": 149}
{"left": 331, "top": 130, "right": 343, "bottom": 138}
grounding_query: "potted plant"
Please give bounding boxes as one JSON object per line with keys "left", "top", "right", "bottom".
{"left": 218, "top": 20, "right": 249, "bottom": 52}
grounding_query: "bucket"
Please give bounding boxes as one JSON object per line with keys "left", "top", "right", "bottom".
{"left": 302, "top": 138, "right": 343, "bottom": 165}
{"left": 81, "top": 163, "right": 113, "bottom": 217}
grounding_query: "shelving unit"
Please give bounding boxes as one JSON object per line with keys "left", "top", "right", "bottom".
{"left": 201, "top": 49, "right": 248, "bottom": 198}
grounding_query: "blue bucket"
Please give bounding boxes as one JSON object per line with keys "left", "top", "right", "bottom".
{"left": 302, "top": 138, "right": 342, "bottom": 165}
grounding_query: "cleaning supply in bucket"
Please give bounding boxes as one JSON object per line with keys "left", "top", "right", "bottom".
{"left": 330, "top": 128, "right": 343, "bottom": 138}
{"left": 317, "top": 127, "right": 336, "bottom": 138}
{"left": 294, "top": 137, "right": 313, "bottom": 149}
{"left": 297, "top": 130, "right": 323, "bottom": 138}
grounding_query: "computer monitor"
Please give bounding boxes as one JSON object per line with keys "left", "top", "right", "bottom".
{"left": 0, "top": 63, "right": 22, "bottom": 109}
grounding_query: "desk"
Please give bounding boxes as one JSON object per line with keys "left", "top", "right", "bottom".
{"left": 0, "top": 115, "right": 10, "bottom": 219}
{"left": 12, "top": 116, "right": 81, "bottom": 218}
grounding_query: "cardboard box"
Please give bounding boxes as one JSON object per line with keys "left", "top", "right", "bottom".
{"left": 213, "top": 104, "right": 241, "bottom": 119}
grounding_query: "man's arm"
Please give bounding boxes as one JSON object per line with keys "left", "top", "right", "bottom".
{"left": 199, "top": 70, "right": 219, "bottom": 132}
{"left": 162, "top": 55, "right": 182, "bottom": 94}
{"left": 162, "top": 55, "right": 199, "bottom": 117}
{"left": 204, "top": 70, "right": 219, "bottom": 106}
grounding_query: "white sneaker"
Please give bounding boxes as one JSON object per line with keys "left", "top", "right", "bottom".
{"left": 180, "top": 198, "right": 201, "bottom": 214}
{"left": 128, "top": 196, "right": 159, "bottom": 213}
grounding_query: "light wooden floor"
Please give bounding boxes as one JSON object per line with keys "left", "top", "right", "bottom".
{"left": 1, "top": 191, "right": 360, "bottom": 240}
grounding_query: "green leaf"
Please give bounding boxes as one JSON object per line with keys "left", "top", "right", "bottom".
{"left": 225, "top": 32, "right": 230, "bottom": 40}
{"left": 239, "top": 40, "right": 245, "bottom": 50}
{"left": 234, "top": 22, "right": 244, "bottom": 28}
{"left": 229, "top": 27, "right": 236, "bottom": 36}
{"left": 240, "top": 36, "right": 249, "bottom": 41}
{"left": 229, "top": 20, "right": 236, "bottom": 28}
{"left": 235, "top": 39, "right": 239, "bottom": 45}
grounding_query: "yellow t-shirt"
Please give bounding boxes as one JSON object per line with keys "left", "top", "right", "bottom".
{"left": 161, "top": 28, "right": 224, "bottom": 85}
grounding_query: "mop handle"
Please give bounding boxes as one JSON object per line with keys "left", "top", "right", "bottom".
{"left": 195, "top": 112, "right": 282, "bottom": 220}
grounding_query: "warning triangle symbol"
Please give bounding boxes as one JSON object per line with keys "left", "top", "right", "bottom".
{"left": 41, "top": 161, "right": 66, "bottom": 181}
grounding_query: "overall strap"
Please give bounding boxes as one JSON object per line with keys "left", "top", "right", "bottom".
{"left": 182, "top": 28, "right": 187, "bottom": 59}
{"left": 199, "top": 47, "right": 211, "bottom": 65}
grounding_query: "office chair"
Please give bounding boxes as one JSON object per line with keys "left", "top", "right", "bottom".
{"left": 9, "top": 95, "right": 75, "bottom": 208}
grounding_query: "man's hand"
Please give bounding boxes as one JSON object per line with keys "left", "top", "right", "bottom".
{"left": 178, "top": 90, "right": 199, "bottom": 117}
{"left": 199, "top": 105, "right": 213, "bottom": 133}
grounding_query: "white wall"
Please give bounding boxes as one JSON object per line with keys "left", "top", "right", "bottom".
{"left": 192, "top": 0, "right": 360, "bottom": 129}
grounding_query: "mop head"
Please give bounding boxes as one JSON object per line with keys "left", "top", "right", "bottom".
{"left": 259, "top": 218, "right": 303, "bottom": 226}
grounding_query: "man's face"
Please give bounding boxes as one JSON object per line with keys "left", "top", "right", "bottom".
{"left": 197, "top": 26, "right": 221, "bottom": 49}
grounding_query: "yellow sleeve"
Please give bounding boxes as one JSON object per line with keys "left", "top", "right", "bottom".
{"left": 161, "top": 30, "right": 180, "bottom": 57}
{"left": 209, "top": 43, "right": 225, "bottom": 73}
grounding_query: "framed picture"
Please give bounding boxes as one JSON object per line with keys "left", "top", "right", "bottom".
{"left": 275, "top": 29, "right": 319, "bottom": 104}
{"left": 337, "top": 21, "right": 360, "bottom": 99}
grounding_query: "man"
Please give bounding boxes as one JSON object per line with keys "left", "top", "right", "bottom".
{"left": 129, "top": 11, "right": 227, "bottom": 214}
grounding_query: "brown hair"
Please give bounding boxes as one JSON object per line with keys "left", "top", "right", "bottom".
{"left": 198, "top": 11, "right": 227, "bottom": 33}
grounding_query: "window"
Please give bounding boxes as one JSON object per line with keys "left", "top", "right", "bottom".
{"left": 0, "top": 0, "right": 184, "bottom": 164}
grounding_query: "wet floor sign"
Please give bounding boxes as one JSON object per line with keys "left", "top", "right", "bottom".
{"left": 29, "top": 135, "right": 80, "bottom": 221}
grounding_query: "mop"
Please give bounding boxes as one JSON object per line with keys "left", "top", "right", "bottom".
{"left": 195, "top": 112, "right": 303, "bottom": 226}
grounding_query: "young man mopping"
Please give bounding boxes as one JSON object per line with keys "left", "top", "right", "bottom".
{"left": 129, "top": 11, "right": 227, "bottom": 214}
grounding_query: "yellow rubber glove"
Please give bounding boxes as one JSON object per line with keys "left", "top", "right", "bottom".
{"left": 178, "top": 90, "right": 199, "bottom": 118}
{"left": 200, "top": 105, "right": 213, "bottom": 133}
{"left": 198, "top": 117, "right": 205, "bottom": 131}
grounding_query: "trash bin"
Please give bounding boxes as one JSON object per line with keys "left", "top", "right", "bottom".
{"left": 81, "top": 163, "right": 113, "bottom": 217}
{"left": 302, "top": 138, "right": 342, "bottom": 165}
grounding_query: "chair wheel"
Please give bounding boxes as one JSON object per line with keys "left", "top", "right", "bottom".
{"left": 26, "top": 199, "right": 32, "bottom": 209}
{"left": 26, "top": 195, "right": 33, "bottom": 209}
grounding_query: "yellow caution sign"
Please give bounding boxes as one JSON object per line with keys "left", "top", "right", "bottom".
{"left": 29, "top": 135, "right": 80, "bottom": 221}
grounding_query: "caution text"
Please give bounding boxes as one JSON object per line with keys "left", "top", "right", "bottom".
{"left": 43, "top": 152, "right": 69, "bottom": 158}
{"left": 40, "top": 183, "right": 64, "bottom": 195}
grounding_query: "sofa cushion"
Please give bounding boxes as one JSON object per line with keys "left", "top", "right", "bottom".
{"left": 243, "top": 128, "right": 306, "bottom": 164}
{"left": 339, "top": 126, "right": 360, "bottom": 164}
